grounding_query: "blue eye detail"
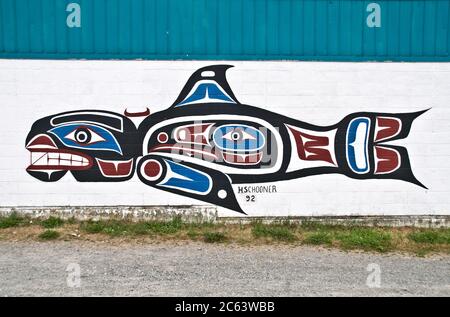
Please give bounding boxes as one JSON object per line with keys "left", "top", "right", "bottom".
{"left": 213, "top": 124, "right": 265, "bottom": 152}
{"left": 49, "top": 123, "right": 122, "bottom": 155}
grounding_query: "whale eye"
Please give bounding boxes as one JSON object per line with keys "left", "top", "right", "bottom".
{"left": 223, "top": 129, "right": 256, "bottom": 142}
{"left": 49, "top": 123, "right": 123, "bottom": 155}
{"left": 65, "top": 127, "right": 105, "bottom": 145}
{"left": 213, "top": 125, "right": 265, "bottom": 152}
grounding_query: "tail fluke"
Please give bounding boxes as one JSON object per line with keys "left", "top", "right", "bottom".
{"left": 337, "top": 109, "right": 429, "bottom": 188}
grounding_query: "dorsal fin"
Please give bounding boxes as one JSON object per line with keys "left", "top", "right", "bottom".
{"left": 171, "top": 65, "right": 240, "bottom": 108}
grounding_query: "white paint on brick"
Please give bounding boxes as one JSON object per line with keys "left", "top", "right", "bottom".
{"left": 0, "top": 59, "right": 448, "bottom": 217}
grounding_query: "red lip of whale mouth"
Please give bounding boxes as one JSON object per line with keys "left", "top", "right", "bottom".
{"left": 26, "top": 134, "right": 93, "bottom": 171}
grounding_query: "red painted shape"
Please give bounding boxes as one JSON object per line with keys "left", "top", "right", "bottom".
{"left": 375, "top": 117, "right": 401, "bottom": 142}
{"left": 222, "top": 152, "right": 262, "bottom": 165}
{"left": 375, "top": 146, "right": 400, "bottom": 174}
{"left": 157, "top": 132, "right": 169, "bottom": 143}
{"left": 26, "top": 134, "right": 57, "bottom": 149}
{"left": 144, "top": 160, "right": 161, "bottom": 178}
{"left": 124, "top": 108, "right": 151, "bottom": 117}
{"left": 97, "top": 159, "right": 133, "bottom": 177}
{"left": 149, "top": 144, "right": 218, "bottom": 160}
{"left": 288, "top": 128, "right": 334, "bottom": 165}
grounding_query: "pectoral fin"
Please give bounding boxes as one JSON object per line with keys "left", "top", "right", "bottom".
{"left": 137, "top": 155, "right": 245, "bottom": 214}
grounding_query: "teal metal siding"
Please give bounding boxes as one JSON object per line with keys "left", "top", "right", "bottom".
{"left": 0, "top": 0, "right": 449, "bottom": 61}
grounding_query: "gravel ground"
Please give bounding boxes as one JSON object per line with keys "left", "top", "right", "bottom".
{"left": 0, "top": 241, "right": 448, "bottom": 297}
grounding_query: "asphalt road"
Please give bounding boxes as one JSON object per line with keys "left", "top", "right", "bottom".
{"left": 0, "top": 241, "right": 448, "bottom": 296}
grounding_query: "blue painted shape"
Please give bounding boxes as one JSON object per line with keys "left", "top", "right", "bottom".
{"left": 177, "top": 83, "right": 234, "bottom": 106}
{"left": 213, "top": 125, "right": 265, "bottom": 152}
{"left": 0, "top": 0, "right": 449, "bottom": 61}
{"left": 346, "top": 117, "right": 370, "bottom": 174}
{"left": 160, "top": 160, "right": 211, "bottom": 195}
{"left": 49, "top": 123, "right": 122, "bottom": 155}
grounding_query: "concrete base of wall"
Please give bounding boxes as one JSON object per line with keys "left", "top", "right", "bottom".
{"left": 219, "top": 216, "right": 450, "bottom": 228}
{"left": 1, "top": 206, "right": 449, "bottom": 228}
{"left": 0, "top": 206, "right": 218, "bottom": 223}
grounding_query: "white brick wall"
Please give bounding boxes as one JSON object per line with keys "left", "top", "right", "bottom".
{"left": 0, "top": 59, "right": 448, "bottom": 217}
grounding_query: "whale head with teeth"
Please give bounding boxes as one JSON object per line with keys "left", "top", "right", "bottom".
{"left": 25, "top": 110, "right": 140, "bottom": 182}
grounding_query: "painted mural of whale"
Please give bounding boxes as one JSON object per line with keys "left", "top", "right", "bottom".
{"left": 26, "top": 65, "right": 427, "bottom": 214}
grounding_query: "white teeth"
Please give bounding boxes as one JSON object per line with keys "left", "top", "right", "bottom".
{"left": 61, "top": 153, "right": 71, "bottom": 160}
{"left": 31, "top": 152, "right": 45, "bottom": 161}
{"left": 48, "top": 152, "right": 59, "bottom": 159}
{"left": 30, "top": 152, "right": 89, "bottom": 167}
{"left": 31, "top": 152, "right": 43, "bottom": 163}
{"left": 31, "top": 152, "right": 48, "bottom": 166}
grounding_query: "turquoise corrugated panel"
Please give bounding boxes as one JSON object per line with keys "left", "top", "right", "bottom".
{"left": 316, "top": 0, "right": 327, "bottom": 55}
{"left": 399, "top": 0, "right": 411, "bottom": 56}
{"left": 55, "top": 0, "right": 66, "bottom": 54}
{"left": 279, "top": 0, "right": 290, "bottom": 55}
{"left": 205, "top": 0, "right": 218, "bottom": 55}
{"left": 291, "top": 0, "right": 303, "bottom": 55}
{"left": 3, "top": 0, "right": 16, "bottom": 53}
{"left": 131, "top": 0, "right": 144, "bottom": 54}
{"left": 411, "top": 1, "right": 424, "bottom": 56}
{"left": 0, "top": 0, "right": 449, "bottom": 61}
{"left": 327, "top": 0, "right": 339, "bottom": 56}
{"left": 118, "top": 0, "right": 131, "bottom": 54}
{"left": 375, "top": 0, "right": 386, "bottom": 55}
{"left": 363, "top": 0, "right": 375, "bottom": 56}
{"left": 106, "top": 0, "right": 118, "bottom": 53}
{"left": 29, "top": 0, "right": 42, "bottom": 52}
{"left": 386, "top": 0, "right": 398, "bottom": 56}
{"left": 192, "top": 0, "right": 204, "bottom": 55}
{"left": 93, "top": 0, "right": 106, "bottom": 53}
{"left": 15, "top": 0, "right": 28, "bottom": 53}
{"left": 436, "top": 0, "right": 449, "bottom": 55}
{"left": 0, "top": 0, "right": 3, "bottom": 53}
{"left": 242, "top": 0, "right": 255, "bottom": 55}
{"left": 66, "top": 0, "right": 80, "bottom": 53}
{"left": 155, "top": 0, "right": 167, "bottom": 54}
{"left": 424, "top": 0, "right": 437, "bottom": 56}
{"left": 267, "top": 0, "right": 278, "bottom": 55}
{"left": 303, "top": 0, "right": 315, "bottom": 56}
{"left": 168, "top": 0, "right": 179, "bottom": 55}
{"left": 351, "top": 0, "right": 363, "bottom": 56}
{"left": 448, "top": 0, "right": 450, "bottom": 56}
{"left": 340, "top": 0, "right": 352, "bottom": 55}
{"left": 254, "top": 0, "right": 266, "bottom": 55}
{"left": 217, "top": 0, "right": 229, "bottom": 55}
{"left": 81, "top": 0, "right": 94, "bottom": 53}
{"left": 177, "top": 0, "right": 190, "bottom": 56}
{"left": 42, "top": 0, "right": 56, "bottom": 53}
